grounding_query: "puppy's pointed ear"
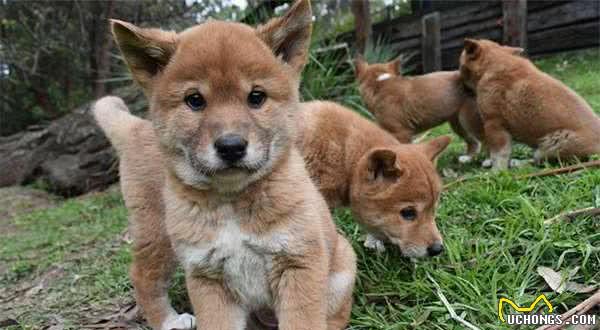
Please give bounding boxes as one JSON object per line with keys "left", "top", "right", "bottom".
{"left": 111, "top": 19, "right": 177, "bottom": 91}
{"left": 464, "top": 38, "right": 481, "bottom": 59}
{"left": 354, "top": 56, "right": 367, "bottom": 76}
{"left": 366, "top": 149, "right": 403, "bottom": 181}
{"left": 256, "top": 0, "right": 312, "bottom": 75}
{"left": 418, "top": 135, "right": 452, "bottom": 161}
{"left": 388, "top": 57, "right": 402, "bottom": 74}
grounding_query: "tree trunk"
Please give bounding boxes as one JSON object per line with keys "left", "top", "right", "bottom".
{"left": 90, "top": 0, "right": 115, "bottom": 98}
{"left": 351, "top": 0, "right": 372, "bottom": 55}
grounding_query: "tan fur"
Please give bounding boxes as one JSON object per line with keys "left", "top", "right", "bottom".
{"left": 355, "top": 58, "right": 484, "bottom": 158}
{"left": 459, "top": 39, "right": 600, "bottom": 169}
{"left": 296, "top": 101, "right": 449, "bottom": 257}
{"left": 95, "top": 1, "right": 355, "bottom": 329}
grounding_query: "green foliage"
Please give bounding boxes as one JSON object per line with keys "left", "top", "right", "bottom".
{"left": 363, "top": 37, "right": 398, "bottom": 64}
{"left": 0, "top": 0, "right": 243, "bottom": 136}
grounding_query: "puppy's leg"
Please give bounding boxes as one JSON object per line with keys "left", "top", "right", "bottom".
{"left": 186, "top": 276, "right": 248, "bottom": 330}
{"left": 484, "top": 119, "right": 512, "bottom": 170}
{"left": 121, "top": 154, "right": 191, "bottom": 329}
{"left": 377, "top": 121, "right": 413, "bottom": 143}
{"left": 449, "top": 115, "right": 480, "bottom": 164}
{"left": 274, "top": 256, "right": 329, "bottom": 330}
{"left": 130, "top": 232, "right": 194, "bottom": 330}
{"left": 394, "top": 130, "right": 414, "bottom": 144}
{"left": 326, "top": 235, "right": 357, "bottom": 330}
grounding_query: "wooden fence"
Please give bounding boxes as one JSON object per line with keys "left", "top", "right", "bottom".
{"left": 335, "top": 0, "right": 600, "bottom": 74}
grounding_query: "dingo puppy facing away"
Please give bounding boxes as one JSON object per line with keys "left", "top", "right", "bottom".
{"left": 460, "top": 39, "right": 600, "bottom": 169}
{"left": 94, "top": 1, "right": 356, "bottom": 329}
{"left": 355, "top": 58, "right": 483, "bottom": 163}
{"left": 297, "top": 101, "right": 450, "bottom": 257}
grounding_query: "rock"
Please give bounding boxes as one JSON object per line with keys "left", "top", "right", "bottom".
{"left": 0, "top": 86, "right": 147, "bottom": 196}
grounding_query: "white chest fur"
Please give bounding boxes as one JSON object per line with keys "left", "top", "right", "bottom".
{"left": 174, "top": 204, "right": 289, "bottom": 309}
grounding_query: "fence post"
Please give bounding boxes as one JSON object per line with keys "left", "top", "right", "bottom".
{"left": 351, "top": 0, "right": 372, "bottom": 55}
{"left": 421, "top": 11, "right": 441, "bottom": 73}
{"left": 502, "top": 0, "right": 527, "bottom": 50}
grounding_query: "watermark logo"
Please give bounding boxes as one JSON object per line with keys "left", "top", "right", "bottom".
{"left": 498, "top": 294, "right": 597, "bottom": 326}
{"left": 498, "top": 294, "right": 553, "bottom": 322}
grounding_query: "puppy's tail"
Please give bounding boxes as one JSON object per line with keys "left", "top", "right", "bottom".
{"left": 92, "top": 96, "right": 144, "bottom": 153}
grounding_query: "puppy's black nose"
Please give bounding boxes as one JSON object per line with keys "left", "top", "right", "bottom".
{"left": 214, "top": 134, "right": 248, "bottom": 163}
{"left": 427, "top": 242, "right": 444, "bottom": 257}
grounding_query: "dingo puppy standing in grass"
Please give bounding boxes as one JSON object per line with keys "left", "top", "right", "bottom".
{"left": 355, "top": 57, "right": 484, "bottom": 164}
{"left": 94, "top": 1, "right": 356, "bottom": 329}
{"left": 460, "top": 39, "right": 600, "bottom": 170}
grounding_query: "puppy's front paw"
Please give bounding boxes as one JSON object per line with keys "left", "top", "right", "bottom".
{"left": 364, "top": 234, "right": 386, "bottom": 253}
{"left": 458, "top": 155, "right": 473, "bottom": 164}
{"left": 481, "top": 159, "right": 493, "bottom": 168}
{"left": 509, "top": 158, "right": 532, "bottom": 168}
{"left": 162, "top": 313, "right": 196, "bottom": 330}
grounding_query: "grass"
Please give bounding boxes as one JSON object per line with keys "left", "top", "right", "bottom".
{"left": 1, "top": 49, "right": 599, "bottom": 329}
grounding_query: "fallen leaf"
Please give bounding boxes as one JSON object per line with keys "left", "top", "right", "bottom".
{"left": 537, "top": 266, "right": 597, "bottom": 294}
{"left": 47, "top": 324, "right": 64, "bottom": 330}
{"left": 86, "top": 302, "right": 142, "bottom": 328}
{"left": 44, "top": 315, "right": 65, "bottom": 330}
{"left": 25, "top": 266, "right": 66, "bottom": 297}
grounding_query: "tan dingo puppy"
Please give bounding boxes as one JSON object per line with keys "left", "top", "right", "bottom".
{"left": 459, "top": 39, "right": 600, "bottom": 169}
{"left": 297, "top": 101, "right": 450, "bottom": 257}
{"left": 355, "top": 58, "right": 483, "bottom": 163}
{"left": 94, "top": 1, "right": 356, "bottom": 329}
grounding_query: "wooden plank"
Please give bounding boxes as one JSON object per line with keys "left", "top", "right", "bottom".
{"left": 527, "top": 0, "right": 572, "bottom": 13}
{"left": 388, "top": 37, "right": 422, "bottom": 51}
{"left": 374, "top": 18, "right": 421, "bottom": 41}
{"left": 440, "top": 2, "right": 502, "bottom": 31}
{"left": 528, "top": 20, "right": 600, "bottom": 55}
{"left": 442, "top": 28, "right": 503, "bottom": 50}
{"left": 503, "top": 0, "right": 528, "bottom": 49}
{"left": 441, "top": 47, "right": 463, "bottom": 70}
{"left": 441, "top": 16, "right": 501, "bottom": 42}
{"left": 379, "top": 2, "right": 500, "bottom": 43}
{"left": 422, "top": 12, "right": 442, "bottom": 73}
{"left": 440, "top": 28, "right": 503, "bottom": 69}
{"left": 527, "top": 1, "right": 600, "bottom": 32}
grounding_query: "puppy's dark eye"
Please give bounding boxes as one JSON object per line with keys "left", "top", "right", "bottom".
{"left": 400, "top": 207, "right": 417, "bottom": 221}
{"left": 185, "top": 93, "right": 206, "bottom": 111}
{"left": 247, "top": 90, "right": 267, "bottom": 109}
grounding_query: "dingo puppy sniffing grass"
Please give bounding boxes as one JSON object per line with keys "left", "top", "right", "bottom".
{"left": 355, "top": 57, "right": 484, "bottom": 164}
{"left": 460, "top": 39, "right": 600, "bottom": 170}
{"left": 297, "top": 101, "right": 450, "bottom": 257}
{"left": 94, "top": 1, "right": 356, "bottom": 329}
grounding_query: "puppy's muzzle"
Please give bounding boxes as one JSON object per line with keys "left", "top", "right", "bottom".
{"left": 214, "top": 134, "right": 248, "bottom": 163}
